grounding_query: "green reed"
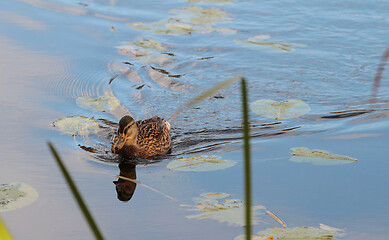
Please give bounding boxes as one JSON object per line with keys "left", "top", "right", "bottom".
{"left": 48, "top": 143, "right": 105, "bottom": 240}
{"left": 183, "top": 75, "right": 252, "bottom": 239}
{"left": 241, "top": 78, "right": 252, "bottom": 240}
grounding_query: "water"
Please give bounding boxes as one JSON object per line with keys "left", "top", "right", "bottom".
{"left": 1, "top": 0, "right": 389, "bottom": 239}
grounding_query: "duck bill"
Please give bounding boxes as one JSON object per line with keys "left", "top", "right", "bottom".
{"left": 113, "top": 135, "right": 127, "bottom": 151}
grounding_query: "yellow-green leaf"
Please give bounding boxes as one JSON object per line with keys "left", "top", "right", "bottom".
{"left": 128, "top": 6, "right": 235, "bottom": 35}
{"left": 167, "top": 155, "right": 237, "bottom": 171}
{"left": 250, "top": 99, "right": 310, "bottom": 120}
{"left": 0, "top": 215, "right": 13, "bottom": 240}
{"left": 76, "top": 95, "right": 120, "bottom": 112}
{"left": 289, "top": 147, "right": 357, "bottom": 165}
{"left": 255, "top": 226, "right": 345, "bottom": 239}
{"left": 116, "top": 44, "right": 172, "bottom": 65}
{"left": 53, "top": 116, "right": 99, "bottom": 136}
{"left": 127, "top": 39, "right": 166, "bottom": 52}
{"left": 236, "top": 35, "right": 305, "bottom": 52}
{"left": 0, "top": 182, "right": 39, "bottom": 212}
{"left": 182, "top": 192, "right": 266, "bottom": 226}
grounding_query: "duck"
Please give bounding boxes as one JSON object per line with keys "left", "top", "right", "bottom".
{"left": 111, "top": 115, "right": 171, "bottom": 159}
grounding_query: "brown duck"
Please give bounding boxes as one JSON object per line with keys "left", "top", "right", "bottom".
{"left": 111, "top": 115, "right": 171, "bottom": 159}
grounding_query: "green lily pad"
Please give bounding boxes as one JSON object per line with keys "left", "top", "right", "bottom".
{"left": 289, "top": 147, "right": 357, "bottom": 165}
{"left": 116, "top": 43, "right": 172, "bottom": 65}
{"left": 127, "top": 39, "right": 166, "bottom": 52}
{"left": 53, "top": 116, "right": 99, "bottom": 136}
{"left": 250, "top": 99, "right": 310, "bottom": 120}
{"left": 182, "top": 192, "right": 266, "bottom": 226}
{"left": 76, "top": 95, "right": 120, "bottom": 112}
{"left": 236, "top": 35, "right": 305, "bottom": 52}
{"left": 128, "top": 6, "right": 235, "bottom": 35}
{"left": 0, "top": 182, "right": 39, "bottom": 212}
{"left": 167, "top": 155, "right": 237, "bottom": 171}
{"left": 254, "top": 226, "right": 345, "bottom": 239}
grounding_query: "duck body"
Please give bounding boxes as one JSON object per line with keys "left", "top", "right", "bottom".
{"left": 111, "top": 116, "right": 171, "bottom": 159}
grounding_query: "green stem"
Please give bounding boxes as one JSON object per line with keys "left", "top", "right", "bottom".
{"left": 48, "top": 143, "right": 105, "bottom": 240}
{"left": 241, "top": 79, "right": 252, "bottom": 240}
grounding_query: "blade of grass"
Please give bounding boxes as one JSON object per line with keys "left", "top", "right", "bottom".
{"left": 186, "top": 75, "right": 243, "bottom": 108}
{"left": 241, "top": 78, "right": 252, "bottom": 240}
{"left": 48, "top": 143, "right": 105, "bottom": 240}
{"left": 0, "top": 215, "right": 13, "bottom": 240}
{"left": 169, "top": 75, "right": 244, "bottom": 122}
{"left": 266, "top": 210, "right": 287, "bottom": 228}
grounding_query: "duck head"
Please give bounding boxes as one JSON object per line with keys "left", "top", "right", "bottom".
{"left": 112, "top": 116, "right": 138, "bottom": 153}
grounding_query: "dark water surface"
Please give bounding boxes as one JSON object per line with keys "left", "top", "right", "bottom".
{"left": 1, "top": 0, "right": 389, "bottom": 239}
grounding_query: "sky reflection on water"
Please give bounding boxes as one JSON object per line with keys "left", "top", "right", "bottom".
{"left": 1, "top": 0, "right": 389, "bottom": 239}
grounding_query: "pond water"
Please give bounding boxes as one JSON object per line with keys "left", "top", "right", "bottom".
{"left": 1, "top": 0, "right": 389, "bottom": 239}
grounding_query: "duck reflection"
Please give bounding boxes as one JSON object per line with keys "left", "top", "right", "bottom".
{"left": 113, "top": 162, "right": 137, "bottom": 202}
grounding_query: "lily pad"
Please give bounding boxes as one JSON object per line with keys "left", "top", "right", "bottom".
{"left": 53, "top": 116, "right": 99, "bottom": 136}
{"left": 319, "top": 223, "right": 345, "bottom": 233}
{"left": 289, "top": 147, "right": 357, "bottom": 166}
{"left": 254, "top": 226, "right": 345, "bottom": 239}
{"left": 116, "top": 44, "right": 172, "bottom": 65}
{"left": 0, "top": 182, "right": 39, "bottom": 212}
{"left": 167, "top": 155, "right": 237, "bottom": 171}
{"left": 250, "top": 99, "right": 310, "bottom": 120}
{"left": 127, "top": 39, "right": 166, "bottom": 52}
{"left": 182, "top": 192, "right": 266, "bottom": 226}
{"left": 128, "top": 6, "right": 235, "bottom": 35}
{"left": 236, "top": 35, "right": 305, "bottom": 52}
{"left": 76, "top": 95, "right": 120, "bottom": 112}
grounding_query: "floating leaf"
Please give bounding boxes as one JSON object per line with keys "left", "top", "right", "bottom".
{"left": 236, "top": 35, "right": 305, "bottom": 52}
{"left": 250, "top": 99, "right": 310, "bottom": 120}
{"left": 0, "top": 182, "right": 39, "bottom": 212}
{"left": 128, "top": 6, "right": 235, "bottom": 35}
{"left": 319, "top": 223, "right": 345, "bottom": 233}
{"left": 255, "top": 226, "right": 345, "bottom": 239}
{"left": 127, "top": 39, "right": 166, "bottom": 52}
{"left": 171, "top": 6, "right": 231, "bottom": 25}
{"left": 167, "top": 155, "right": 237, "bottom": 171}
{"left": 76, "top": 95, "right": 120, "bottom": 112}
{"left": 182, "top": 192, "right": 266, "bottom": 226}
{"left": 289, "top": 147, "right": 357, "bottom": 165}
{"left": 53, "top": 116, "right": 99, "bottom": 136}
{"left": 116, "top": 44, "right": 172, "bottom": 65}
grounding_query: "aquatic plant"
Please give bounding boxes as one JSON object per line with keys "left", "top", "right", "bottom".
{"left": 48, "top": 143, "right": 105, "bottom": 240}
